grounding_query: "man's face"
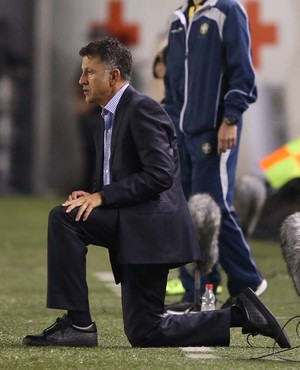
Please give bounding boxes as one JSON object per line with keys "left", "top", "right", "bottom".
{"left": 79, "top": 55, "right": 111, "bottom": 107}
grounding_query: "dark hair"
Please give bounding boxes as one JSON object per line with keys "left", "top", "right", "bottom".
{"left": 79, "top": 37, "right": 132, "bottom": 82}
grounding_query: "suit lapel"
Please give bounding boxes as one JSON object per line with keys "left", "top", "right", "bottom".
{"left": 110, "top": 85, "right": 135, "bottom": 163}
{"left": 94, "top": 114, "right": 105, "bottom": 189}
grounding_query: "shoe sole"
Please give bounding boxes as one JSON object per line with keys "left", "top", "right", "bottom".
{"left": 164, "top": 302, "right": 192, "bottom": 312}
{"left": 23, "top": 339, "right": 98, "bottom": 347}
{"left": 242, "top": 288, "right": 291, "bottom": 349}
{"left": 23, "top": 336, "right": 98, "bottom": 347}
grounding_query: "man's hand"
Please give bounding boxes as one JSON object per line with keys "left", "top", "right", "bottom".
{"left": 62, "top": 191, "right": 103, "bottom": 221}
{"left": 217, "top": 121, "right": 238, "bottom": 155}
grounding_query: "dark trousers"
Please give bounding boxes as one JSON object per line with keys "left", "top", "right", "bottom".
{"left": 47, "top": 205, "right": 231, "bottom": 347}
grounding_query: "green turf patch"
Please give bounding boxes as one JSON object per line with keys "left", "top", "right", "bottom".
{"left": 0, "top": 197, "right": 299, "bottom": 369}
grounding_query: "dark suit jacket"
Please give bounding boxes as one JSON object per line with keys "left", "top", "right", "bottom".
{"left": 93, "top": 85, "right": 201, "bottom": 271}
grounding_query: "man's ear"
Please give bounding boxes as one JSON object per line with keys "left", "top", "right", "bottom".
{"left": 110, "top": 69, "right": 121, "bottom": 84}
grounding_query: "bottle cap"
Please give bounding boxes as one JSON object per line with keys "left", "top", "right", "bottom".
{"left": 205, "top": 284, "right": 214, "bottom": 290}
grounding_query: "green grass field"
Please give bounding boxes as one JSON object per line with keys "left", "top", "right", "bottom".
{"left": 0, "top": 196, "right": 299, "bottom": 369}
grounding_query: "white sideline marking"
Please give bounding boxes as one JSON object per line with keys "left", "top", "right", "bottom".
{"left": 186, "top": 353, "right": 219, "bottom": 359}
{"left": 94, "top": 272, "right": 219, "bottom": 360}
{"left": 180, "top": 346, "right": 219, "bottom": 359}
{"left": 93, "top": 272, "right": 121, "bottom": 297}
{"left": 181, "top": 346, "right": 212, "bottom": 352}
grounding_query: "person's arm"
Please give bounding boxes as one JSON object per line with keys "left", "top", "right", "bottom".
{"left": 62, "top": 97, "right": 176, "bottom": 218}
{"left": 222, "top": 3, "right": 257, "bottom": 119}
{"left": 102, "top": 98, "right": 176, "bottom": 206}
{"left": 217, "top": 2, "right": 257, "bottom": 154}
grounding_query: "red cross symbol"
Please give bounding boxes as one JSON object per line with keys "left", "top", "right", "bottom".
{"left": 245, "top": 0, "right": 278, "bottom": 68}
{"left": 90, "top": 0, "right": 139, "bottom": 45}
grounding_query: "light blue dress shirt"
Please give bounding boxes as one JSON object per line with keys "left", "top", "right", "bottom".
{"left": 101, "top": 83, "right": 129, "bottom": 185}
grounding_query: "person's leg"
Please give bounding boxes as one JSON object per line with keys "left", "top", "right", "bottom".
{"left": 218, "top": 210, "right": 263, "bottom": 294}
{"left": 23, "top": 204, "right": 118, "bottom": 347}
{"left": 121, "top": 264, "right": 231, "bottom": 347}
{"left": 200, "top": 264, "right": 222, "bottom": 295}
{"left": 186, "top": 129, "right": 263, "bottom": 297}
{"left": 47, "top": 205, "right": 118, "bottom": 313}
{"left": 176, "top": 133, "right": 198, "bottom": 301}
{"left": 212, "top": 144, "right": 263, "bottom": 297}
{"left": 179, "top": 265, "right": 195, "bottom": 302}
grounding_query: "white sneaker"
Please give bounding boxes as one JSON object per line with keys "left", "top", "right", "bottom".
{"left": 254, "top": 279, "right": 268, "bottom": 296}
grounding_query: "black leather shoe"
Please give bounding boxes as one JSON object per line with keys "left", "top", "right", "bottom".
{"left": 220, "top": 296, "right": 237, "bottom": 309}
{"left": 23, "top": 314, "right": 98, "bottom": 347}
{"left": 221, "top": 279, "right": 268, "bottom": 309}
{"left": 236, "top": 288, "right": 291, "bottom": 348}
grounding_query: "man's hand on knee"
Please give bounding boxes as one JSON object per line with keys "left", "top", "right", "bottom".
{"left": 62, "top": 191, "right": 103, "bottom": 221}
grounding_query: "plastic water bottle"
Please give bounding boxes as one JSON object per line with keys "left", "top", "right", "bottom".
{"left": 201, "top": 284, "right": 215, "bottom": 311}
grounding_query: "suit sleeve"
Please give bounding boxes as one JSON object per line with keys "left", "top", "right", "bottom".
{"left": 102, "top": 98, "right": 176, "bottom": 206}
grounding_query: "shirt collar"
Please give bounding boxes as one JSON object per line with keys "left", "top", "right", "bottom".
{"left": 102, "top": 83, "right": 129, "bottom": 117}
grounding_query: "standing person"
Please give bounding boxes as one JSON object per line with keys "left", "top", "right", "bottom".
{"left": 22, "top": 37, "right": 289, "bottom": 349}
{"left": 163, "top": 0, "right": 267, "bottom": 309}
